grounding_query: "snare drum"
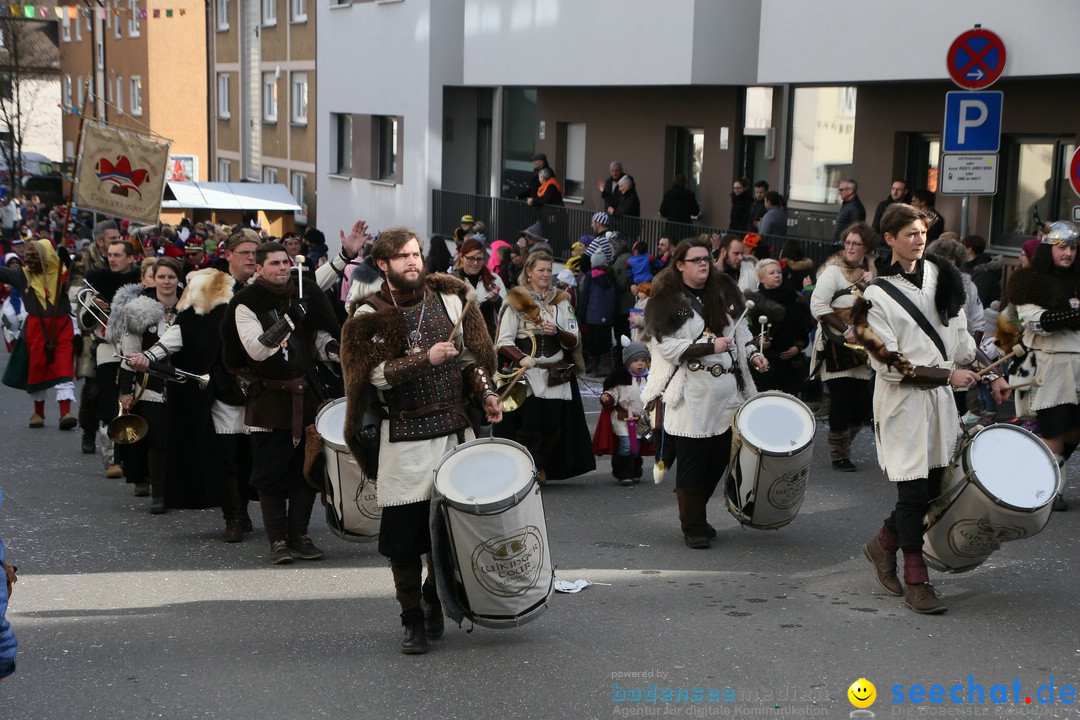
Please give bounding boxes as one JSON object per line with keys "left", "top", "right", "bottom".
{"left": 923, "top": 424, "right": 1058, "bottom": 573}
{"left": 433, "top": 437, "right": 553, "bottom": 629}
{"left": 725, "top": 391, "right": 816, "bottom": 529}
{"left": 315, "top": 398, "right": 381, "bottom": 541}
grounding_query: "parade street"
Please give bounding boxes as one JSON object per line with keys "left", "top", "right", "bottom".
{"left": 1, "top": 375, "right": 1077, "bottom": 719}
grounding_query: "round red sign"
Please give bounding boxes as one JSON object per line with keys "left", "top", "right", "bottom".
{"left": 947, "top": 28, "right": 1006, "bottom": 90}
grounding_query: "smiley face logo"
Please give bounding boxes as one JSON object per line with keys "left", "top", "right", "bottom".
{"left": 847, "top": 678, "right": 876, "bottom": 708}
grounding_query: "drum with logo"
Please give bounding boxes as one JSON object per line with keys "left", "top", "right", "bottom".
{"left": 724, "top": 391, "right": 816, "bottom": 529}
{"left": 433, "top": 436, "right": 553, "bottom": 629}
{"left": 923, "top": 424, "right": 1058, "bottom": 573}
{"left": 315, "top": 398, "right": 381, "bottom": 541}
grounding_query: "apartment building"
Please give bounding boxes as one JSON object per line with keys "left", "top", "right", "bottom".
{"left": 57, "top": 0, "right": 207, "bottom": 184}
{"left": 211, "top": 0, "right": 316, "bottom": 225}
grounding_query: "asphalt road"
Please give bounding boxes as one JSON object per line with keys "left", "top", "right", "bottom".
{"left": 0, "top": 373, "right": 1077, "bottom": 719}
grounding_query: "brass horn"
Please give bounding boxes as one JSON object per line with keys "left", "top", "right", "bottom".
{"left": 107, "top": 375, "right": 150, "bottom": 445}
{"left": 495, "top": 331, "right": 536, "bottom": 413}
{"left": 75, "top": 280, "right": 110, "bottom": 329}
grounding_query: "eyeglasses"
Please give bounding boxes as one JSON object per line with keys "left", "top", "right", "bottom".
{"left": 682, "top": 255, "right": 712, "bottom": 265}
{"left": 843, "top": 241, "right": 863, "bottom": 248}
{"left": 463, "top": 255, "right": 485, "bottom": 262}
{"left": 733, "top": 185, "right": 745, "bottom": 192}
{"left": 837, "top": 186, "right": 852, "bottom": 193}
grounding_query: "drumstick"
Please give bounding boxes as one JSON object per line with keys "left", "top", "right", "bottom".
{"left": 1006, "top": 377, "right": 1043, "bottom": 391}
{"left": 978, "top": 345, "right": 1026, "bottom": 377}
{"left": 445, "top": 288, "right": 479, "bottom": 344}
{"left": 757, "top": 315, "right": 768, "bottom": 353}
{"left": 730, "top": 299, "right": 755, "bottom": 335}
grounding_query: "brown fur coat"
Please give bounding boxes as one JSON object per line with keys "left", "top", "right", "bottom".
{"left": 340, "top": 273, "right": 496, "bottom": 474}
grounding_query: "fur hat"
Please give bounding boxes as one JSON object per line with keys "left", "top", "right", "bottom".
{"left": 621, "top": 336, "right": 649, "bottom": 366}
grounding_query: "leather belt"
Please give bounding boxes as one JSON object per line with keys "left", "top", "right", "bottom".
{"left": 397, "top": 401, "right": 462, "bottom": 421}
{"left": 260, "top": 376, "right": 308, "bottom": 445}
{"left": 686, "top": 359, "right": 731, "bottom": 377}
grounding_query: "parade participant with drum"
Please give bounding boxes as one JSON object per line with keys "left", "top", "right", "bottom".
{"left": 340, "top": 227, "right": 500, "bottom": 655}
{"left": 221, "top": 242, "right": 341, "bottom": 565}
{"left": 493, "top": 250, "right": 594, "bottom": 485}
{"left": 853, "top": 204, "right": 1010, "bottom": 614}
{"left": 643, "top": 238, "right": 767, "bottom": 549}
{"left": 809, "top": 221, "right": 878, "bottom": 471}
{"left": 1004, "top": 220, "right": 1080, "bottom": 512}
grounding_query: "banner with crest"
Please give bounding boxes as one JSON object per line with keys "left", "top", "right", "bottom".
{"left": 75, "top": 120, "right": 171, "bottom": 225}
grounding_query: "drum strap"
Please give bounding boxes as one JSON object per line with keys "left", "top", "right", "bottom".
{"left": 871, "top": 279, "right": 947, "bottom": 362}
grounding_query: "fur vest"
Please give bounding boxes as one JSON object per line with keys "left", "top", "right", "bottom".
{"left": 106, "top": 283, "right": 150, "bottom": 346}
{"left": 340, "top": 273, "right": 496, "bottom": 475}
{"left": 643, "top": 268, "right": 744, "bottom": 341}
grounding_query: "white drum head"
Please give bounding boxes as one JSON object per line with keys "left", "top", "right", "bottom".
{"left": 314, "top": 398, "right": 348, "bottom": 452}
{"left": 737, "top": 392, "right": 815, "bottom": 454}
{"left": 435, "top": 438, "right": 535, "bottom": 509}
{"left": 968, "top": 425, "right": 1057, "bottom": 509}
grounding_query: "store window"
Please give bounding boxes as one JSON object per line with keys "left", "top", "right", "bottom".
{"left": 996, "top": 137, "right": 1076, "bottom": 247}
{"left": 789, "top": 86, "right": 858, "bottom": 204}
{"left": 562, "top": 122, "right": 585, "bottom": 199}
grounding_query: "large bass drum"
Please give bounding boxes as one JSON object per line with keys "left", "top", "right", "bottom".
{"left": 433, "top": 437, "right": 553, "bottom": 629}
{"left": 923, "top": 424, "right": 1058, "bottom": 573}
{"left": 315, "top": 398, "right": 381, "bottom": 541}
{"left": 725, "top": 391, "right": 815, "bottom": 529}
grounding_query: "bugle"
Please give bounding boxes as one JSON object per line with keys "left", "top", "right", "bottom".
{"left": 116, "top": 354, "right": 211, "bottom": 389}
{"left": 76, "top": 280, "right": 110, "bottom": 328}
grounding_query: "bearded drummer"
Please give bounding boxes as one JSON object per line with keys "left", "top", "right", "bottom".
{"left": 853, "top": 204, "right": 1010, "bottom": 615}
{"left": 642, "top": 238, "right": 766, "bottom": 550}
{"left": 340, "top": 227, "right": 500, "bottom": 655}
{"left": 1004, "top": 220, "right": 1080, "bottom": 512}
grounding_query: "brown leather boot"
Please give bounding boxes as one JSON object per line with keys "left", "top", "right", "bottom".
{"left": 675, "top": 487, "right": 710, "bottom": 549}
{"left": 863, "top": 527, "right": 902, "bottom": 596}
{"left": 902, "top": 552, "right": 946, "bottom": 614}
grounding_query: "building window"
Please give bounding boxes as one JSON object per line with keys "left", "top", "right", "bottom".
{"left": 262, "top": 73, "right": 277, "bottom": 122}
{"left": 789, "top": 86, "right": 858, "bottom": 204}
{"left": 128, "top": 0, "right": 140, "bottom": 37}
{"left": 115, "top": 75, "right": 123, "bottom": 112}
{"left": 76, "top": 76, "right": 84, "bottom": 107}
{"left": 216, "top": 0, "right": 229, "bottom": 30}
{"left": 61, "top": 13, "right": 71, "bottom": 42}
{"left": 218, "top": 159, "right": 231, "bottom": 182}
{"left": 74, "top": 10, "right": 82, "bottom": 41}
{"left": 562, "top": 122, "right": 586, "bottom": 198}
{"left": 129, "top": 76, "right": 142, "bottom": 116}
{"left": 217, "top": 73, "right": 230, "bottom": 119}
{"left": 262, "top": 167, "right": 278, "bottom": 184}
{"left": 290, "top": 0, "right": 306, "bottom": 22}
{"left": 113, "top": 4, "right": 121, "bottom": 39}
{"left": 262, "top": 0, "right": 276, "bottom": 26}
{"left": 377, "top": 115, "right": 398, "bottom": 181}
{"left": 290, "top": 72, "right": 307, "bottom": 125}
{"left": 291, "top": 171, "right": 306, "bottom": 207}
{"left": 671, "top": 126, "right": 704, "bottom": 199}
{"left": 332, "top": 113, "right": 352, "bottom": 175}
{"left": 63, "top": 74, "right": 72, "bottom": 106}
{"left": 85, "top": 8, "right": 91, "bottom": 32}
{"left": 995, "top": 137, "right": 1077, "bottom": 247}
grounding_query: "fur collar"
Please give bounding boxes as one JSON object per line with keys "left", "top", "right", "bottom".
{"left": 877, "top": 254, "right": 965, "bottom": 323}
{"left": 1006, "top": 265, "right": 1079, "bottom": 311}
{"left": 644, "top": 267, "right": 743, "bottom": 340}
{"left": 821, "top": 250, "right": 875, "bottom": 286}
{"left": 105, "top": 283, "right": 149, "bottom": 346}
{"left": 504, "top": 285, "right": 571, "bottom": 325}
{"left": 122, "top": 295, "right": 166, "bottom": 336}
{"left": 176, "top": 269, "right": 234, "bottom": 315}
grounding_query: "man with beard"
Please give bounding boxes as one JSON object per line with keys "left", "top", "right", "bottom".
{"left": 713, "top": 234, "right": 756, "bottom": 294}
{"left": 340, "top": 227, "right": 500, "bottom": 654}
{"left": 871, "top": 178, "right": 910, "bottom": 234}
{"left": 221, "top": 242, "right": 341, "bottom": 564}
{"left": 1004, "top": 220, "right": 1080, "bottom": 512}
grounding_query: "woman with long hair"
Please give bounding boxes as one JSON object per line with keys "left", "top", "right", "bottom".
{"left": 493, "top": 250, "right": 594, "bottom": 484}
{"left": 453, "top": 238, "right": 505, "bottom": 339}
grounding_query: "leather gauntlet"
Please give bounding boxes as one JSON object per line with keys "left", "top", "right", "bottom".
{"left": 499, "top": 344, "right": 535, "bottom": 368}
{"left": 1037, "top": 307, "right": 1080, "bottom": 332}
{"left": 899, "top": 365, "right": 951, "bottom": 388}
{"left": 679, "top": 341, "right": 715, "bottom": 362}
{"left": 556, "top": 328, "right": 578, "bottom": 349}
{"left": 465, "top": 364, "right": 497, "bottom": 399}
{"left": 819, "top": 312, "right": 849, "bottom": 334}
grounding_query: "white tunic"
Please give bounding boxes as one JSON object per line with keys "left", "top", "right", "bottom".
{"left": 494, "top": 290, "right": 580, "bottom": 401}
{"left": 863, "top": 262, "right": 975, "bottom": 482}
{"left": 810, "top": 263, "right": 872, "bottom": 381}
{"left": 356, "top": 290, "right": 479, "bottom": 508}
{"left": 1015, "top": 301, "right": 1080, "bottom": 412}
{"left": 604, "top": 375, "right": 648, "bottom": 437}
{"left": 648, "top": 300, "right": 758, "bottom": 439}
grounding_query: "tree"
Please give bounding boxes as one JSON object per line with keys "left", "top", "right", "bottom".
{"left": 0, "top": 16, "right": 59, "bottom": 197}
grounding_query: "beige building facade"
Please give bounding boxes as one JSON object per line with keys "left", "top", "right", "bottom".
{"left": 211, "top": 0, "right": 316, "bottom": 226}
{"left": 58, "top": 0, "right": 207, "bottom": 190}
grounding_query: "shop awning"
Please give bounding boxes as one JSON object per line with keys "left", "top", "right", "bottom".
{"left": 161, "top": 181, "right": 301, "bottom": 211}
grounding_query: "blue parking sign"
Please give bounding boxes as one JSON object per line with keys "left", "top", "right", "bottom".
{"left": 943, "top": 91, "right": 1003, "bottom": 153}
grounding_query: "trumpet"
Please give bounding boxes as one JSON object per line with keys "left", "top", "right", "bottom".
{"left": 76, "top": 280, "right": 110, "bottom": 329}
{"left": 115, "top": 354, "right": 211, "bottom": 389}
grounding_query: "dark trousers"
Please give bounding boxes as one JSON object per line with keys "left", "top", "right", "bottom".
{"left": 884, "top": 466, "right": 945, "bottom": 555}
{"left": 250, "top": 430, "right": 316, "bottom": 543}
{"left": 78, "top": 375, "right": 99, "bottom": 435}
{"left": 389, "top": 554, "right": 439, "bottom": 623}
{"left": 826, "top": 377, "right": 872, "bottom": 433}
{"left": 672, "top": 430, "right": 732, "bottom": 536}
